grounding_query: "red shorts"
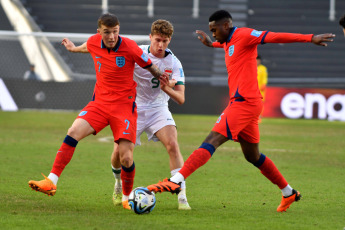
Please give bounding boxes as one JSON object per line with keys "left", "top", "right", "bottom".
{"left": 76, "top": 100, "right": 137, "bottom": 143}
{"left": 212, "top": 98, "right": 263, "bottom": 143}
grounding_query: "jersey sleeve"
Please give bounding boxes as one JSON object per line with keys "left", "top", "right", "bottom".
{"left": 171, "top": 55, "right": 185, "bottom": 85}
{"left": 240, "top": 29, "right": 270, "bottom": 46}
{"left": 130, "top": 41, "right": 152, "bottom": 69}
{"left": 261, "top": 31, "right": 313, "bottom": 44}
{"left": 86, "top": 35, "right": 97, "bottom": 55}
{"left": 212, "top": 41, "right": 224, "bottom": 48}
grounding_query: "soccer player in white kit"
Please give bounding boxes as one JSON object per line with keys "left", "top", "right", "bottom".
{"left": 111, "top": 19, "right": 191, "bottom": 210}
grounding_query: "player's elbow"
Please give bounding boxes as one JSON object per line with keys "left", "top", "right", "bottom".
{"left": 177, "top": 97, "right": 185, "bottom": 105}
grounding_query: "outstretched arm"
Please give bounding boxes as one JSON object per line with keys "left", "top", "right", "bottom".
{"left": 61, "top": 38, "right": 89, "bottom": 53}
{"left": 263, "top": 32, "right": 335, "bottom": 46}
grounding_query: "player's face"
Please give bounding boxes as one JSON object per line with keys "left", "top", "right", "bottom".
{"left": 149, "top": 34, "right": 171, "bottom": 58}
{"left": 209, "top": 20, "right": 230, "bottom": 44}
{"left": 97, "top": 25, "right": 120, "bottom": 49}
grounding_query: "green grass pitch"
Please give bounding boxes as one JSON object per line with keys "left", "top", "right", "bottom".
{"left": 0, "top": 110, "right": 344, "bottom": 229}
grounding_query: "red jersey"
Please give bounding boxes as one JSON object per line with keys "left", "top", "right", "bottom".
{"left": 213, "top": 27, "right": 313, "bottom": 101}
{"left": 87, "top": 34, "right": 152, "bottom": 103}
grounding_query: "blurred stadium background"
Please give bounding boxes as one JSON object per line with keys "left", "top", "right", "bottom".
{"left": 0, "top": 0, "right": 345, "bottom": 118}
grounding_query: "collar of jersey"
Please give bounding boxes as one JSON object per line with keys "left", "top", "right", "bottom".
{"left": 226, "top": 27, "right": 237, "bottom": 45}
{"left": 101, "top": 36, "right": 122, "bottom": 52}
{"left": 148, "top": 45, "right": 171, "bottom": 57}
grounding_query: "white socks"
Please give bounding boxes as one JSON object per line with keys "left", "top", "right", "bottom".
{"left": 48, "top": 173, "right": 59, "bottom": 185}
{"left": 281, "top": 184, "right": 293, "bottom": 197}
{"left": 170, "top": 169, "right": 185, "bottom": 186}
{"left": 170, "top": 172, "right": 185, "bottom": 184}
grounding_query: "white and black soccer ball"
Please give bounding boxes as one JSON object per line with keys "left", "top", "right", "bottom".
{"left": 128, "top": 187, "right": 156, "bottom": 214}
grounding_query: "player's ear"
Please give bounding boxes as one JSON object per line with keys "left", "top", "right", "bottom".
{"left": 97, "top": 28, "right": 100, "bottom": 34}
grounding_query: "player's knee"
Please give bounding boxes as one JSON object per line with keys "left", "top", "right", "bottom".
{"left": 67, "top": 126, "right": 79, "bottom": 140}
{"left": 244, "top": 152, "right": 260, "bottom": 164}
{"left": 119, "top": 151, "right": 133, "bottom": 167}
{"left": 120, "top": 155, "right": 133, "bottom": 168}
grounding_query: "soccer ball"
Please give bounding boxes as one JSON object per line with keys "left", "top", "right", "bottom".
{"left": 128, "top": 187, "right": 156, "bottom": 214}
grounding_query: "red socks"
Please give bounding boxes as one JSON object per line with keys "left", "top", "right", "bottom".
{"left": 51, "top": 135, "right": 78, "bottom": 177}
{"left": 254, "top": 153, "right": 288, "bottom": 189}
{"left": 179, "top": 143, "right": 215, "bottom": 179}
{"left": 121, "top": 163, "right": 135, "bottom": 196}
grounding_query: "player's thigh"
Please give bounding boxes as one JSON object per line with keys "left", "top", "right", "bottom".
{"left": 109, "top": 103, "right": 137, "bottom": 144}
{"left": 67, "top": 118, "right": 95, "bottom": 141}
{"left": 155, "top": 125, "right": 178, "bottom": 148}
{"left": 145, "top": 107, "right": 175, "bottom": 142}
{"left": 213, "top": 100, "right": 261, "bottom": 142}
{"left": 75, "top": 101, "right": 110, "bottom": 137}
{"left": 238, "top": 120, "right": 260, "bottom": 144}
{"left": 135, "top": 109, "right": 148, "bottom": 146}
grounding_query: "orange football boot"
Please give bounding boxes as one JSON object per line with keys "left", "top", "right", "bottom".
{"left": 28, "top": 173, "right": 57, "bottom": 196}
{"left": 147, "top": 178, "right": 181, "bottom": 194}
{"left": 122, "top": 200, "right": 131, "bottom": 210}
{"left": 277, "top": 189, "right": 301, "bottom": 212}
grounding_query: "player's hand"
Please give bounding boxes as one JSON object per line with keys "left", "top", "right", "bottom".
{"left": 195, "top": 30, "right": 213, "bottom": 47}
{"left": 61, "top": 38, "right": 76, "bottom": 51}
{"left": 311, "top": 33, "right": 335, "bottom": 46}
{"left": 159, "top": 72, "right": 169, "bottom": 86}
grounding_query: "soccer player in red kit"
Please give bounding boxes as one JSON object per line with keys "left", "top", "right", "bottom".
{"left": 147, "top": 10, "right": 335, "bottom": 212}
{"left": 28, "top": 13, "right": 168, "bottom": 210}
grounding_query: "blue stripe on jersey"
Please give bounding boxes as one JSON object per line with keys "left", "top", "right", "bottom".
{"left": 253, "top": 153, "right": 266, "bottom": 167}
{"left": 132, "top": 101, "right": 136, "bottom": 113}
{"left": 261, "top": 31, "right": 270, "bottom": 44}
{"left": 63, "top": 135, "right": 78, "bottom": 147}
{"left": 234, "top": 87, "right": 244, "bottom": 101}
{"left": 113, "top": 36, "right": 122, "bottom": 52}
{"left": 226, "top": 27, "right": 237, "bottom": 44}
{"left": 199, "top": 142, "right": 216, "bottom": 156}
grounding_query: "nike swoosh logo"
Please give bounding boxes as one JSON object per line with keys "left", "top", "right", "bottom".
{"left": 123, "top": 132, "right": 130, "bottom": 134}
{"left": 95, "top": 56, "right": 102, "bottom": 58}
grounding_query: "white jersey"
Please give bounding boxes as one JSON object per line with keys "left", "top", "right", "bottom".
{"left": 134, "top": 45, "right": 185, "bottom": 109}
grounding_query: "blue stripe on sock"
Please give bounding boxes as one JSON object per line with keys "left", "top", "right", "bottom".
{"left": 253, "top": 153, "right": 266, "bottom": 168}
{"left": 199, "top": 142, "right": 216, "bottom": 156}
{"left": 63, "top": 135, "right": 78, "bottom": 147}
{"left": 121, "top": 162, "right": 135, "bottom": 172}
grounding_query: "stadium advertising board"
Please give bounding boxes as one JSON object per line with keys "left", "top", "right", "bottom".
{"left": 263, "top": 87, "right": 345, "bottom": 121}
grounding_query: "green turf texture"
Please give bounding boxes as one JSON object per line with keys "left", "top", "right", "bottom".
{"left": 0, "top": 110, "right": 344, "bottom": 230}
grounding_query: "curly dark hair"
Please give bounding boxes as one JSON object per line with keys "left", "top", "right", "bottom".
{"left": 209, "top": 10, "right": 232, "bottom": 22}
{"left": 339, "top": 15, "right": 345, "bottom": 28}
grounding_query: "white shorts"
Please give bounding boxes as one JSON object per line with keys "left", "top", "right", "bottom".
{"left": 136, "top": 106, "right": 176, "bottom": 146}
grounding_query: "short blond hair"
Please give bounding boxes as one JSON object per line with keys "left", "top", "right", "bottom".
{"left": 151, "top": 19, "right": 174, "bottom": 38}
